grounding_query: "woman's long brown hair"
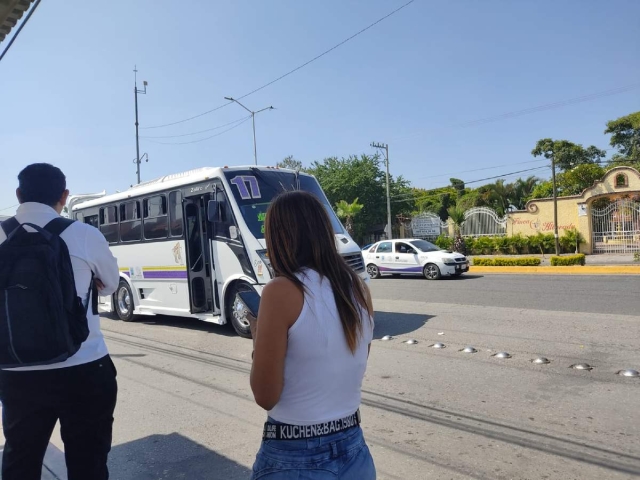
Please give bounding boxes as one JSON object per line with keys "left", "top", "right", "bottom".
{"left": 265, "top": 191, "right": 370, "bottom": 353}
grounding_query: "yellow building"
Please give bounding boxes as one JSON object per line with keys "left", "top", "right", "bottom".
{"left": 508, "top": 167, "right": 640, "bottom": 254}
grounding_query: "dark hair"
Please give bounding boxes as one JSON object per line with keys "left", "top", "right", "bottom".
{"left": 265, "top": 191, "right": 370, "bottom": 353}
{"left": 18, "top": 163, "right": 67, "bottom": 206}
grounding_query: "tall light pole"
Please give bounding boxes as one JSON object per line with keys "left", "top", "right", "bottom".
{"left": 550, "top": 156, "right": 561, "bottom": 255}
{"left": 371, "top": 142, "right": 392, "bottom": 240}
{"left": 224, "top": 97, "right": 273, "bottom": 165}
{"left": 134, "top": 66, "right": 148, "bottom": 184}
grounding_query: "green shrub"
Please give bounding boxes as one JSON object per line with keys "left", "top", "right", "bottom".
{"left": 493, "top": 257, "right": 541, "bottom": 266}
{"left": 472, "top": 257, "right": 495, "bottom": 266}
{"left": 634, "top": 252, "right": 640, "bottom": 262}
{"left": 473, "top": 237, "right": 495, "bottom": 255}
{"left": 493, "top": 236, "right": 510, "bottom": 254}
{"left": 560, "top": 228, "right": 585, "bottom": 254}
{"left": 508, "top": 234, "right": 528, "bottom": 254}
{"left": 472, "top": 257, "right": 541, "bottom": 266}
{"left": 550, "top": 254, "right": 586, "bottom": 266}
{"left": 434, "top": 234, "right": 452, "bottom": 250}
{"left": 464, "top": 236, "right": 476, "bottom": 254}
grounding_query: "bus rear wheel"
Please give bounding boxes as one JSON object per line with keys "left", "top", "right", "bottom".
{"left": 227, "top": 282, "right": 254, "bottom": 339}
{"left": 115, "top": 280, "right": 135, "bottom": 322}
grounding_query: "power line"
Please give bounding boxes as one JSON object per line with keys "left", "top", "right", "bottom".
{"left": 142, "top": 0, "right": 416, "bottom": 130}
{"left": 390, "top": 166, "right": 550, "bottom": 203}
{"left": 391, "top": 83, "right": 640, "bottom": 142}
{"left": 0, "top": 0, "right": 42, "bottom": 64}
{"left": 143, "top": 116, "right": 252, "bottom": 145}
{"left": 0, "top": 204, "right": 19, "bottom": 213}
{"left": 140, "top": 115, "right": 251, "bottom": 139}
{"left": 411, "top": 158, "right": 548, "bottom": 182}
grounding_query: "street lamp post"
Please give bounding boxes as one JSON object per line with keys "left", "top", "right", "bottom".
{"left": 134, "top": 66, "right": 148, "bottom": 184}
{"left": 371, "top": 142, "right": 392, "bottom": 240}
{"left": 224, "top": 97, "right": 273, "bottom": 165}
{"left": 551, "top": 157, "right": 561, "bottom": 255}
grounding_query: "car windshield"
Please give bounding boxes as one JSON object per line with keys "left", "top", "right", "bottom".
{"left": 409, "top": 239, "right": 441, "bottom": 252}
{"left": 223, "top": 169, "right": 344, "bottom": 239}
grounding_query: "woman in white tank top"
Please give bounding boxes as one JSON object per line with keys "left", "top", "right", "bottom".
{"left": 249, "top": 191, "right": 376, "bottom": 479}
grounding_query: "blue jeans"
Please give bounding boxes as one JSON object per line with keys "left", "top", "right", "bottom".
{"left": 251, "top": 419, "right": 376, "bottom": 479}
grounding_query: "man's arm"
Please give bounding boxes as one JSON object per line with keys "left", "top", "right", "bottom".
{"left": 84, "top": 226, "right": 119, "bottom": 295}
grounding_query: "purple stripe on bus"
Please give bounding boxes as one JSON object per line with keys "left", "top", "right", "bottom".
{"left": 142, "top": 271, "right": 188, "bottom": 279}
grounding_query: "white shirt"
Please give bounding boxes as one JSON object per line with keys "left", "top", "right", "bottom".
{"left": 0, "top": 202, "right": 120, "bottom": 370}
{"left": 268, "top": 269, "right": 374, "bottom": 425}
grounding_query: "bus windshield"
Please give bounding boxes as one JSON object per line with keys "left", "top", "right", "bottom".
{"left": 224, "top": 169, "right": 344, "bottom": 239}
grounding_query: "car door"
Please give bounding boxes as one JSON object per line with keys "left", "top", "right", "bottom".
{"left": 373, "top": 241, "right": 394, "bottom": 273}
{"left": 392, "top": 241, "right": 422, "bottom": 275}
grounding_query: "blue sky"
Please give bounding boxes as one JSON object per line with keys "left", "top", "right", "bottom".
{"left": 1, "top": 0, "right": 639, "bottom": 213}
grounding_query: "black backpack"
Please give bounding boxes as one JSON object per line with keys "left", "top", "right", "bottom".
{"left": 0, "top": 217, "right": 91, "bottom": 368}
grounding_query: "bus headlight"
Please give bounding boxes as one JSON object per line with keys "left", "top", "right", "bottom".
{"left": 256, "top": 250, "right": 274, "bottom": 277}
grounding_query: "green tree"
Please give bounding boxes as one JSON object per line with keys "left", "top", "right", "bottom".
{"left": 478, "top": 179, "right": 514, "bottom": 216}
{"left": 447, "top": 206, "right": 467, "bottom": 254}
{"left": 532, "top": 138, "right": 606, "bottom": 171}
{"left": 605, "top": 111, "right": 640, "bottom": 163}
{"left": 558, "top": 163, "right": 605, "bottom": 195}
{"left": 335, "top": 198, "right": 364, "bottom": 237}
{"left": 307, "top": 154, "right": 397, "bottom": 242}
{"left": 276, "top": 155, "right": 304, "bottom": 171}
{"left": 512, "top": 176, "right": 540, "bottom": 209}
{"left": 529, "top": 163, "right": 605, "bottom": 199}
{"left": 450, "top": 178, "right": 465, "bottom": 198}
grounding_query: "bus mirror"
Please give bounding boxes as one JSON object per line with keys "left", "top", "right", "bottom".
{"left": 207, "top": 200, "right": 220, "bottom": 223}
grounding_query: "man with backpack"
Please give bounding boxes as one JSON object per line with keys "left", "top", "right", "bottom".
{"left": 0, "top": 163, "right": 120, "bottom": 480}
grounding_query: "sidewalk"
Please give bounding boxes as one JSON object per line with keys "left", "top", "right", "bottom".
{"left": 0, "top": 406, "right": 68, "bottom": 479}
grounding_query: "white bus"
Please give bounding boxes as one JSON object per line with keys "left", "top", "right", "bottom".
{"left": 70, "top": 166, "right": 366, "bottom": 337}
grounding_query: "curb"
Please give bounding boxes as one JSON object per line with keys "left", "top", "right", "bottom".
{"left": 470, "top": 265, "right": 640, "bottom": 275}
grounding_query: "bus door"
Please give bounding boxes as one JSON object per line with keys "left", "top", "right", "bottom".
{"left": 182, "top": 194, "right": 217, "bottom": 314}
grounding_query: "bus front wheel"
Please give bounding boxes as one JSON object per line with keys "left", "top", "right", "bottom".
{"left": 227, "top": 282, "right": 254, "bottom": 339}
{"left": 115, "top": 280, "right": 135, "bottom": 322}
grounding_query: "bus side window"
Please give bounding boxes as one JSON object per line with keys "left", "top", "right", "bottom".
{"left": 84, "top": 215, "right": 99, "bottom": 229}
{"left": 99, "top": 206, "right": 119, "bottom": 244}
{"left": 144, "top": 195, "right": 168, "bottom": 240}
{"left": 120, "top": 201, "right": 142, "bottom": 242}
{"left": 169, "top": 191, "right": 183, "bottom": 237}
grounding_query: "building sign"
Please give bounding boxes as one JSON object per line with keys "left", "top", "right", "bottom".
{"left": 578, "top": 204, "right": 587, "bottom": 216}
{"left": 411, "top": 213, "right": 441, "bottom": 237}
{"left": 511, "top": 217, "right": 576, "bottom": 231}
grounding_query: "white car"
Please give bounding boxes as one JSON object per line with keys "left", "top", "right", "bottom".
{"left": 363, "top": 239, "right": 469, "bottom": 280}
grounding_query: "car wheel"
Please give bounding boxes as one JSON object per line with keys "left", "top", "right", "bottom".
{"left": 115, "top": 280, "right": 135, "bottom": 322}
{"left": 367, "top": 264, "right": 381, "bottom": 279}
{"left": 226, "top": 282, "right": 254, "bottom": 339}
{"left": 423, "top": 263, "right": 441, "bottom": 280}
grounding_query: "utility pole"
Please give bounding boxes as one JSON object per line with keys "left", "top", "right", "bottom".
{"left": 134, "top": 66, "right": 148, "bottom": 184}
{"left": 224, "top": 97, "right": 273, "bottom": 165}
{"left": 371, "top": 142, "right": 392, "bottom": 240}
{"left": 550, "top": 156, "right": 561, "bottom": 255}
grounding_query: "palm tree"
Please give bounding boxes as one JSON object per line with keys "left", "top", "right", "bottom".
{"left": 447, "top": 206, "right": 467, "bottom": 255}
{"left": 479, "top": 179, "right": 513, "bottom": 216}
{"left": 512, "top": 176, "right": 539, "bottom": 209}
{"left": 335, "top": 198, "right": 364, "bottom": 237}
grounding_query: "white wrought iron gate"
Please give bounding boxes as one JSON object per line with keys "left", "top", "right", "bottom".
{"left": 461, "top": 207, "right": 507, "bottom": 237}
{"left": 591, "top": 199, "right": 640, "bottom": 254}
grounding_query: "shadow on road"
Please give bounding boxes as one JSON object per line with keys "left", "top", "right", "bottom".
{"left": 109, "top": 432, "right": 252, "bottom": 480}
{"left": 373, "top": 311, "right": 433, "bottom": 339}
{"left": 102, "top": 313, "right": 239, "bottom": 337}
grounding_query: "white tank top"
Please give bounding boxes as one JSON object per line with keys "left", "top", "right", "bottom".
{"left": 268, "top": 269, "right": 374, "bottom": 426}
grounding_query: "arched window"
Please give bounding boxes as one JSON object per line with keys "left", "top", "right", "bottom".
{"left": 615, "top": 173, "right": 628, "bottom": 188}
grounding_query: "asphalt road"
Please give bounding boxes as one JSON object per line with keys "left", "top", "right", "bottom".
{"left": 48, "top": 274, "right": 640, "bottom": 479}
